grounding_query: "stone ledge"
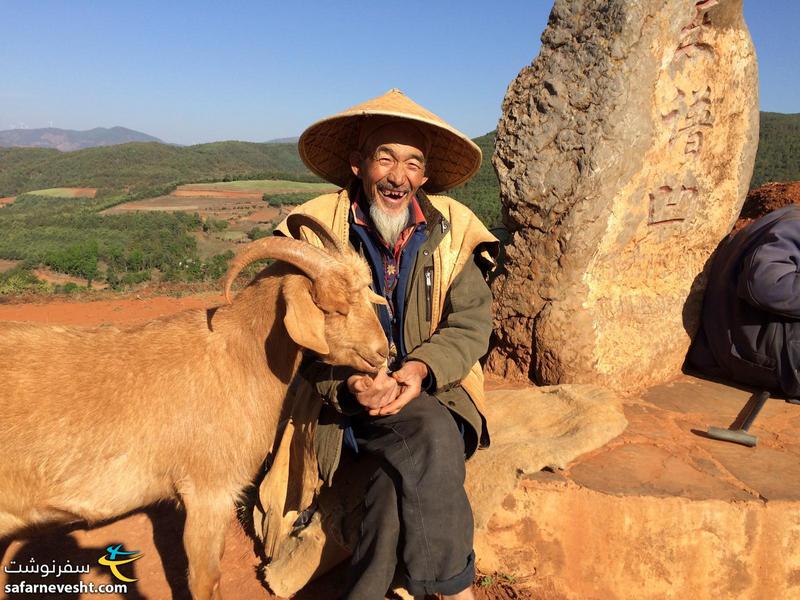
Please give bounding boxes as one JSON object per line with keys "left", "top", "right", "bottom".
{"left": 478, "top": 375, "right": 800, "bottom": 599}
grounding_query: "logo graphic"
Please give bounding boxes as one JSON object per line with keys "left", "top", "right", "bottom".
{"left": 97, "top": 545, "right": 142, "bottom": 583}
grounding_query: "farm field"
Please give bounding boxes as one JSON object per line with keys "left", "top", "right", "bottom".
{"left": 26, "top": 187, "right": 97, "bottom": 198}
{"left": 178, "top": 179, "right": 336, "bottom": 193}
{"left": 100, "top": 178, "right": 331, "bottom": 259}
{"left": 103, "top": 178, "right": 333, "bottom": 221}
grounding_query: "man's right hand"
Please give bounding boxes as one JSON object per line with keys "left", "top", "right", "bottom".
{"left": 347, "top": 368, "right": 399, "bottom": 415}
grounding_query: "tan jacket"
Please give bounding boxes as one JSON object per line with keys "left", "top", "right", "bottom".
{"left": 253, "top": 186, "right": 497, "bottom": 560}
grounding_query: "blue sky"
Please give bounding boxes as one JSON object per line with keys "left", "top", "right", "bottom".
{"left": 0, "top": 1, "right": 796, "bottom": 145}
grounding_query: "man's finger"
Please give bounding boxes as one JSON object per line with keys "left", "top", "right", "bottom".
{"left": 378, "top": 382, "right": 399, "bottom": 407}
{"left": 376, "top": 385, "right": 418, "bottom": 415}
{"left": 367, "top": 384, "right": 402, "bottom": 416}
{"left": 352, "top": 376, "right": 372, "bottom": 393}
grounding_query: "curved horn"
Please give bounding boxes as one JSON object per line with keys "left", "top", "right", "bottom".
{"left": 286, "top": 213, "right": 345, "bottom": 254}
{"left": 222, "top": 236, "right": 337, "bottom": 304}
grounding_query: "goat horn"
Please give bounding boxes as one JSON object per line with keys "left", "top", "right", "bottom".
{"left": 223, "top": 236, "right": 336, "bottom": 304}
{"left": 286, "top": 214, "right": 345, "bottom": 254}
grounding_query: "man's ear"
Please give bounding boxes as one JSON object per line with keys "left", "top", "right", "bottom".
{"left": 349, "top": 151, "right": 362, "bottom": 178}
{"left": 420, "top": 174, "right": 429, "bottom": 187}
{"left": 283, "top": 278, "right": 329, "bottom": 355}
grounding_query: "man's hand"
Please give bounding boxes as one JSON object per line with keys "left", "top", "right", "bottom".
{"left": 375, "top": 360, "right": 428, "bottom": 416}
{"left": 347, "top": 368, "right": 399, "bottom": 414}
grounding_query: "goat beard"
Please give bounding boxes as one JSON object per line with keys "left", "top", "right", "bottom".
{"left": 369, "top": 202, "right": 410, "bottom": 247}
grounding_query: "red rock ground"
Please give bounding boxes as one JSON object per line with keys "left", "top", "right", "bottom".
{"left": 733, "top": 181, "right": 800, "bottom": 232}
{"left": 65, "top": 188, "right": 97, "bottom": 198}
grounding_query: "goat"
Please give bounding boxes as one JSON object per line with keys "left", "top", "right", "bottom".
{"left": 0, "top": 215, "right": 388, "bottom": 600}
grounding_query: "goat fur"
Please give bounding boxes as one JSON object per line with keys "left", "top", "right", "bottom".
{"left": 0, "top": 245, "right": 387, "bottom": 600}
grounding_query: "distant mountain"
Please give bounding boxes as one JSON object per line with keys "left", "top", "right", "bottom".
{"left": 266, "top": 136, "right": 299, "bottom": 144}
{"left": 0, "top": 126, "right": 164, "bottom": 152}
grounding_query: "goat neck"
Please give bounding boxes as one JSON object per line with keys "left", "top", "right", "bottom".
{"left": 215, "top": 263, "right": 311, "bottom": 386}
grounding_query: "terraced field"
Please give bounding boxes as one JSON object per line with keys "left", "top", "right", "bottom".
{"left": 26, "top": 187, "right": 97, "bottom": 198}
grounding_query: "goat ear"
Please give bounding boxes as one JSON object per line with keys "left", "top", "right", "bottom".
{"left": 283, "top": 278, "right": 330, "bottom": 355}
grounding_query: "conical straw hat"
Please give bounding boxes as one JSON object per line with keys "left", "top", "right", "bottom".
{"left": 298, "top": 89, "right": 482, "bottom": 193}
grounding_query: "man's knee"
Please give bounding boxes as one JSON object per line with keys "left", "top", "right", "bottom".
{"left": 399, "top": 393, "right": 465, "bottom": 460}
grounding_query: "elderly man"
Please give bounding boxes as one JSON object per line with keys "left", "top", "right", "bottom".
{"left": 274, "top": 89, "right": 497, "bottom": 600}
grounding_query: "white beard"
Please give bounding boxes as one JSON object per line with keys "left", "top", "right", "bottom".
{"left": 369, "top": 202, "right": 410, "bottom": 247}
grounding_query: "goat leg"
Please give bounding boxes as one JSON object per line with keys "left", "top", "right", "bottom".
{"left": 181, "top": 490, "right": 232, "bottom": 600}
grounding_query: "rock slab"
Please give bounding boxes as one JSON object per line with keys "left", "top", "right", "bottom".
{"left": 485, "top": 375, "right": 800, "bottom": 599}
{"left": 489, "top": 0, "right": 759, "bottom": 391}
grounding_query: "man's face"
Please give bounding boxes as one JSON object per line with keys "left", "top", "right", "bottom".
{"left": 349, "top": 122, "right": 429, "bottom": 216}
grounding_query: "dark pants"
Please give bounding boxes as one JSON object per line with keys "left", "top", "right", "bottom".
{"left": 343, "top": 393, "right": 475, "bottom": 599}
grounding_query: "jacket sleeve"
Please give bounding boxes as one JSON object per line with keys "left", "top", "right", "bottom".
{"left": 298, "top": 360, "right": 364, "bottom": 416}
{"left": 738, "top": 226, "right": 800, "bottom": 319}
{"left": 404, "top": 254, "right": 493, "bottom": 390}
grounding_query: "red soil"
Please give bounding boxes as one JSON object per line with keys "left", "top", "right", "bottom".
{"left": 67, "top": 187, "right": 97, "bottom": 198}
{"left": 172, "top": 189, "right": 263, "bottom": 199}
{"left": 244, "top": 207, "right": 282, "bottom": 222}
{"left": 0, "top": 259, "right": 21, "bottom": 272}
{"left": 734, "top": 181, "right": 800, "bottom": 232}
{"left": 32, "top": 267, "right": 107, "bottom": 290}
{"left": 0, "top": 292, "right": 223, "bottom": 326}
{"left": 0, "top": 197, "right": 16, "bottom": 207}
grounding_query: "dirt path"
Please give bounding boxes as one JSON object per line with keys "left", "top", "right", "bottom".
{"left": 0, "top": 258, "right": 21, "bottom": 272}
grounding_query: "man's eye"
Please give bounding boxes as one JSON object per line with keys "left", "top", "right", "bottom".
{"left": 378, "top": 157, "right": 393, "bottom": 165}
{"left": 407, "top": 162, "right": 422, "bottom": 171}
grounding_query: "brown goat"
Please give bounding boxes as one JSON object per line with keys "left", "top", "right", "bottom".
{"left": 0, "top": 216, "right": 388, "bottom": 600}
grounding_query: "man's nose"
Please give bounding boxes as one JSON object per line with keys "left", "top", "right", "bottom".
{"left": 387, "top": 164, "right": 404, "bottom": 185}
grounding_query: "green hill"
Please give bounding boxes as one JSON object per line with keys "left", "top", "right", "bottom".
{"left": 751, "top": 112, "right": 800, "bottom": 188}
{"left": 0, "top": 140, "right": 315, "bottom": 198}
{"left": 1, "top": 111, "right": 798, "bottom": 227}
{"left": 448, "top": 131, "right": 501, "bottom": 228}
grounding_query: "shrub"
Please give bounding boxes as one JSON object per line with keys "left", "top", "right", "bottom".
{"left": 0, "top": 266, "right": 49, "bottom": 295}
{"left": 247, "top": 226, "right": 273, "bottom": 240}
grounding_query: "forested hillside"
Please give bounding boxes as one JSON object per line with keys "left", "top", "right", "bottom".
{"left": 751, "top": 112, "right": 800, "bottom": 188}
{"left": 448, "top": 131, "right": 501, "bottom": 228}
{"left": 0, "top": 141, "right": 314, "bottom": 197}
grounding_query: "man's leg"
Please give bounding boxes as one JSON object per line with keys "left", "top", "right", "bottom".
{"left": 347, "top": 392, "right": 475, "bottom": 598}
{"left": 344, "top": 462, "right": 402, "bottom": 599}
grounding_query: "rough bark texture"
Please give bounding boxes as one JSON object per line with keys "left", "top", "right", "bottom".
{"left": 488, "top": 0, "right": 759, "bottom": 391}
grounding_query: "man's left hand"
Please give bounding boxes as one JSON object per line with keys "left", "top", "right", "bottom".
{"left": 370, "top": 360, "right": 429, "bottom": 416}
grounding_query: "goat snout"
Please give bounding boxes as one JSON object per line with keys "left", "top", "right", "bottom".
{"left": 368, "top": 342, "right": 390, "bottom": 370}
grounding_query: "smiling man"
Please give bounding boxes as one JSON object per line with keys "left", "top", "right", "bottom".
{"left": 274, "top": 89, "right": 498, "bottom": 599}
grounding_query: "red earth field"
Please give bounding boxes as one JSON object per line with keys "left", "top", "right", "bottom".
{"left": 61, "top": 187, "right": 97, "bottom": 198}
{"left": 734, "top": 180, "right": 800, "bottom": 231}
